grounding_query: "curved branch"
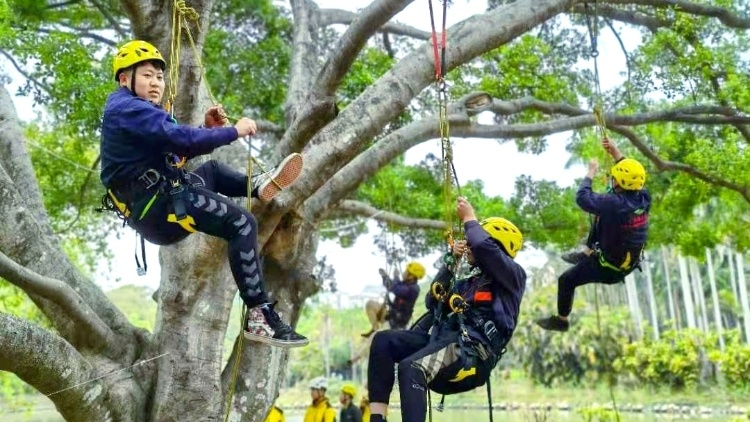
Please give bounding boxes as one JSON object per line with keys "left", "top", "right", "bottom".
{"left": 304, "top": 92, "right": 750, "bottom": 218}
{"left": 0, "top": 250, "right": 118, "bottom": 351}
{"left": 315, "top": 0, "right": 414, "bottom": 96}
{"left": 571, "top": 4, "right": 670, "bottom": 31}
{"left": 334, "top": 200, "right": 447, "bottom": 230}
{"left": 602, "top": 0, "right": 750, "bottom": 29}
{"left": 281, "top": 0, "right": 577, "bottom": 208}
{"left": 256, "top": 119, "right": 285, "bottom": 135}
{"left": 610, "top": 126, "right": 750, "bottom": 202}
{"left": 90, "top": 0, "right": 127, "bottom": 37}
{"left": 35, "top": 26, "right": 117, "bottom": 47}
{"left": 0, "top": 312, "right": 113, "bottom": 421}
{"left": 0, "top": 50, "right": 52, "bottom": 94}
{"left": 319, "top": 8, "right": 431, "bottom": 40}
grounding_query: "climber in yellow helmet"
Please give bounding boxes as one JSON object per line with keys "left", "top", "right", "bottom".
{"left": 537, "top": 137, "right": 651, "bottom": 332}
{"left": 367, "top": 197, "right": 527, "bottom": 422}
{"left": 361, "top": 261, "right": 426, "bottom": 338}
{"left": 100, "top": 40, "right": 307, "bottom": 347}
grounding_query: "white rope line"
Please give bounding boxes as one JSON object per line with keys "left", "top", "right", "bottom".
{"left": 46, "top": 352, "right": 170, "bottom": 397}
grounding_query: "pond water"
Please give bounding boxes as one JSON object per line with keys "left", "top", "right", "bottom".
{"left": 282, "top": 408, "right": 735, "bottom": 422}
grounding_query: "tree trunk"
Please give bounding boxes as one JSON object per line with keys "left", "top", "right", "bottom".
{"left": 689, "top": 258, "right": 709, "bottom": 333}
{"left": 660, "top": 246, "right": 678, "bottom": 328}
{"left": 736, "top": 253, "right": 750, "bottom": 344}
{"left": 706, "top": 248, "right": 724, "bottom": 351}
{"left": 678, "top": 255, "right": 697, "bottom": 329}
{"left": 643, "top": 253, "right": 660, "bottom": 339}
{"left": 624, "top": 273, "right": 643, "bottom": 338}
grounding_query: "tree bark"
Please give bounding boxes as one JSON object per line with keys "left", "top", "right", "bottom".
{"left": 735, "top": 253, "right": 750, "bottom": 344}
{"left": 660, "top": 246, "right": 678, "bottom": 328}
{"left": 706, "top": 248, "right": 725, "bottom": 351}
{"left": 678, "top": 255, "right": 697, "bottom": 329}
{"left": 643, "top": 254, "right": 660, "bottom": 340}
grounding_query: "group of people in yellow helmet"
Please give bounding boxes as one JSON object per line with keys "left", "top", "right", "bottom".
{"left": 100, "top": 39, "right": 649, "bottom": 422}
{"left": 265, "top": 377, "right": 370, "bottom": 422}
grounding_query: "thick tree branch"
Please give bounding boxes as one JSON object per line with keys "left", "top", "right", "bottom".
{"left": 286, "top": 0, "right": 321, "bottom": 127}
{"left": 282, "top": 0, "right": 578, "bottom": 210}
{"left": 602, "top": 0, "right": 750, "bottom": 29}
{"left": 256, "top": 119, "right": 285, "bottom": 135}
{"left": 316, "top": 0, "right": 415, "bottom": 96}
{"left": 0, "top": 313, "right": 117, "bottom": 421}
{"left": 275, "top": 0, "right": 416, "bottom": 164}
{"left": 0, "top": 250, "right": 118, "bottom": 350}
{"left": 319, "top": 8, "right": 431, "bottom": 40}
{"left": 305, "top": 92, "right": 750, "bottom": 218}
{"left": 334, "top": 200, "right": 447, "bottom": 230}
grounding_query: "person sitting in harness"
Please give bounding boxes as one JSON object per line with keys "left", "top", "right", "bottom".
{"left": 536, "top": 137, "right": 650, "bottom": 332}
{"left": 362, "top": 262, "right": 425, "bottom": 338}
{"left": 100, "top": 40, "right": 307, "bottom": 347}
{"left": 366, "top": 197, "right": 527, "bottom": 422}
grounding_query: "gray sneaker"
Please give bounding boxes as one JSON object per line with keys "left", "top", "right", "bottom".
{"left": 561, "top": 251, "right": 589, "bottom": 265}
{"left": 252, "top": 153, "right": 304, "bottom": 203}
{"left": 535, "top": 315, "right": 570, "bottom": 332}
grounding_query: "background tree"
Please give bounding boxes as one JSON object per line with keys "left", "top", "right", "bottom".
{"left": 1, "top": 0, "right": 750, "bottom": 421}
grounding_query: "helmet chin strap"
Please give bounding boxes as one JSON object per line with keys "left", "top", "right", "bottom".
{"left": 129, "top": 63, "right": 139, "bottom": 97}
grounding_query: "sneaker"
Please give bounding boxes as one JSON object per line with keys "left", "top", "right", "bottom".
{"left": 561, "top": 251, "right": 589, "bottom": 265}
{"left": 535, "top": 315, "right": 570, "bottom": 332}
{"left": 244, "top": 303, "right": 309, "bottom": 348}
{"left": 252, "top": 153, "right": 304, "bottom": 203}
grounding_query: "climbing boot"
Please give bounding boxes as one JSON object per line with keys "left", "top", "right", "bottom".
{"left": 535, "top": 315, "right": 570, "bottom": 332}
{"left": 244, "top": 302, "right": 309, "bottom": 348}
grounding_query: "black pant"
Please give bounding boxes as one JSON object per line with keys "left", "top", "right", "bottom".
{"left": 557, "top": 254, "right": 625, "bottom": 317}
{"left": 129, "top": 160, "right": 268, "bottom": 307}
{"left": 368, "top": 328, "right": 461, "bottom": 422}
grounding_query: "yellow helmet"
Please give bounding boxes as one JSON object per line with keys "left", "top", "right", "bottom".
{"left": 405, "top": 262, "right": 426, "bottom": 280}
{"left": 113, "top": 40, "right": 166, "bottom": 80}
{"left": 341, "top": 383, "right": 357, "bottom": 397}
{"left": 610, "top": 158, "right": 646, "bottom": 191}
{"left": 479, "top": 217, "right": 523, "bottom": 259}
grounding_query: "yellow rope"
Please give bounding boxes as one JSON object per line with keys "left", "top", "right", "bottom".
{"left": 437, "top": 79, "right": 459, "bottom": 250}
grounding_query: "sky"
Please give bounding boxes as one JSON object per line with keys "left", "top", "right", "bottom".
{"left": 2, "top": 0, "right": 631, "bottom": 302}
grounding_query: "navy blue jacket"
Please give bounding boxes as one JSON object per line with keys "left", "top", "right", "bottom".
{"left": 576, "top": 177, "right": 650, "bottom": 268}
{"left": 100, "top": 87, "right": 238, "bottom": 188}
{"left": 382, "top": 274, "right": 420, "bottom": 327}
{"left": 427, "top": 220, "right": 527, "bottom": 338}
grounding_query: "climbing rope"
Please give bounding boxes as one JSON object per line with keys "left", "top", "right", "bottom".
{"left": 167, "top": 0, "right": 283, "bottom": 190}
{"left": 585, "top": 3, "right": 620, "bottom": 421}
{"left": 427, "top": 0, "right": 461, "bottom": 253}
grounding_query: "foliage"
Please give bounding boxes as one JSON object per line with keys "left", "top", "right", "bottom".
{"left": 512, "top": 283, "right": 633, "bottom": 387}
{"left": 708, "top": 330, "right": 750, "bottom": 389}
{"left": 287, "top": 304, "right": 370, "bottom": 385}
{"left": 614, "top": 329, "right": 709, "bottom": 390}
{"left": 106, "top": 285, "right": 157, "bottom": 331}
{"left": 204, "top": 0, "right": 292, "bottom": 124}
{"left": 577, "top": 405, "right": 620, "bottom": 422}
